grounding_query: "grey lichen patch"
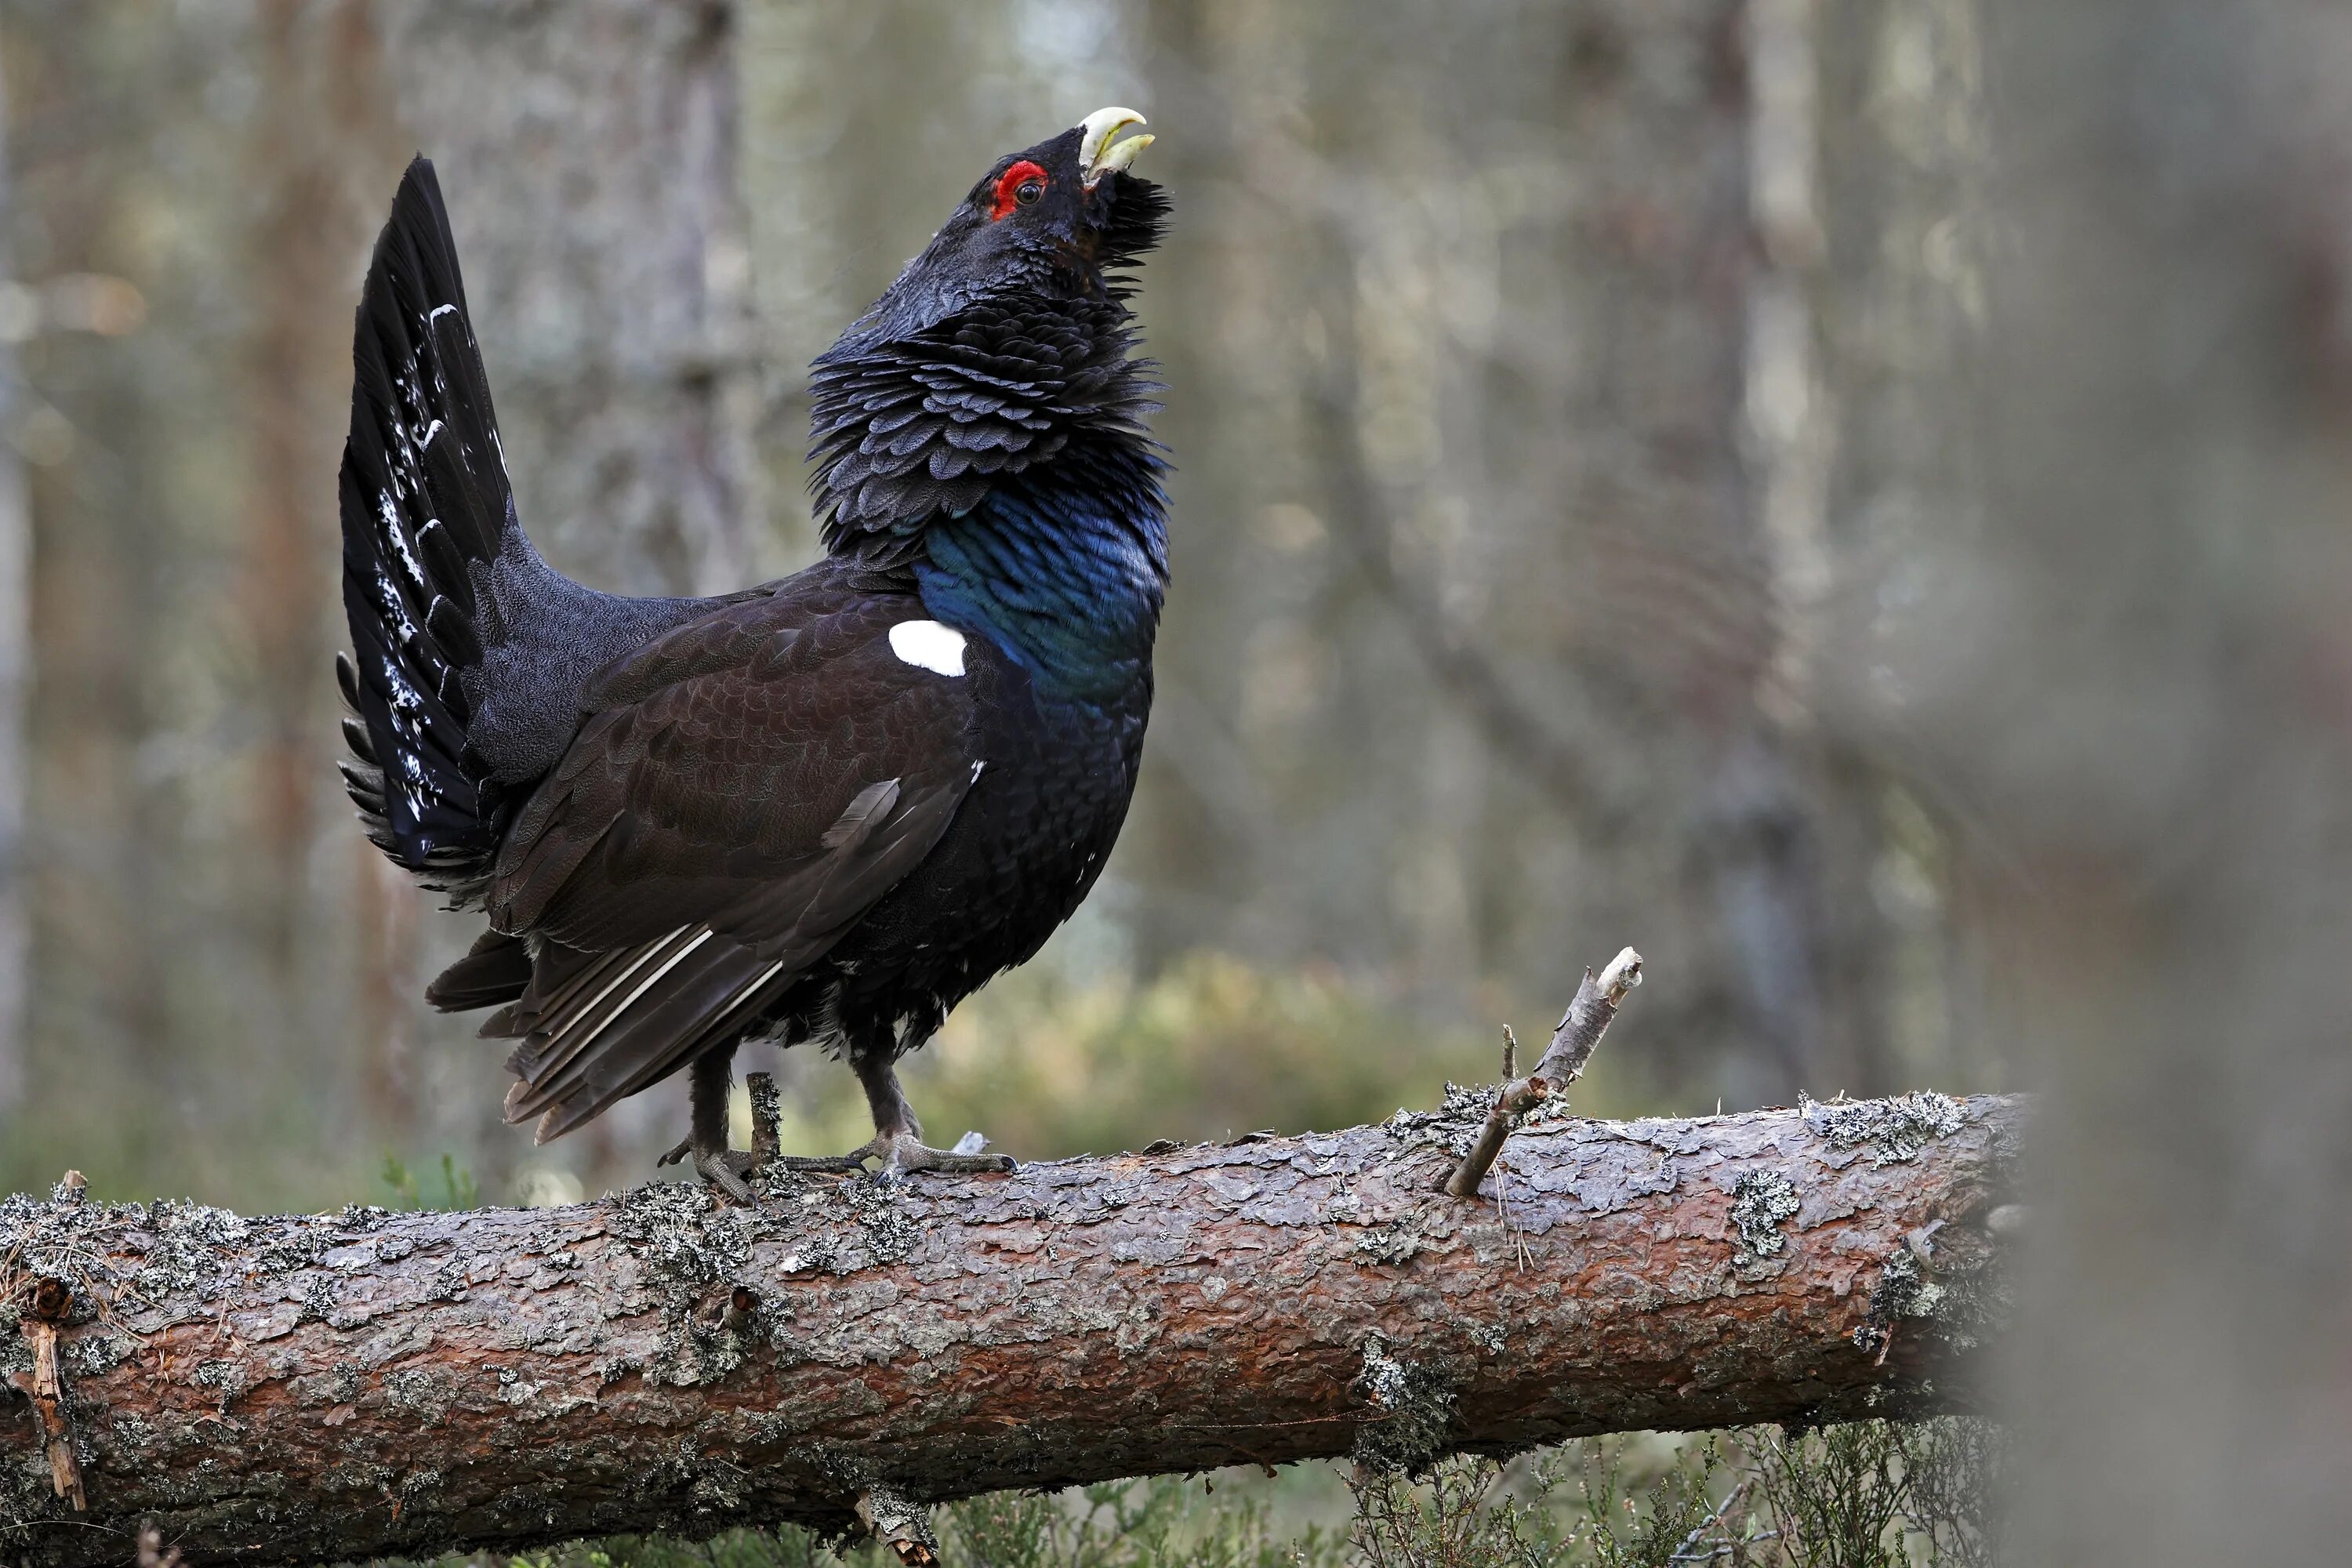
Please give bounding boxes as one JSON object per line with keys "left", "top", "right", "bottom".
{"left": 2, "top": 1444, "right": 63, "bottom": 1541}
{"left": 610, "top": 1182, "right": 755, "bottom": 1294}
{"left": 1878, "top": 1218, "right": 2013, "bottom": 1356}
{"left": 194, "top": 1357, "right": 249, "bottom": 1412}
{"left": 135, "top": 1200, "right": 256, "bottom": 1300}
{"left": 837, "top": 1176, "right": 918, "bottom": 1267}
{"left": 689, "top": 1455, "right": 753, "bottom": 1514}
{"left": 1730, "top": 1170, "right": 1802, "bottom": 1258}
{"left": 1383, "top": 1083, "right": 1492, "bottom": 1158}
{"left": 604, "top": 1182, "right": 769, "bottom": 1388}
{"left": 1804, "top": 1091, "right": 1963, "bottom": 1164}
{"left": 62, "top": 1334, "right": 132, "bottom": 1380}
{"left": 1352, "top": 1214, "right": 1429, "bottom": 1266}
{"left": 296, "top": 1271, "right": 340, "bottom": 1327}
{"left": 252, "top": 1224, "right": 333, "bottom": 1277}
{"left": 387, "top": 1367, "right": 457, "bottom": 1424}
{"left": 1852, "top": 1248, "right": 1944, "bottom": 1356}
{"left": 857, "top": 1483, "right": 938, "bottom": 1557}
{"left": 1352, "top": 1334, "right": 1459, "bottom": 1475}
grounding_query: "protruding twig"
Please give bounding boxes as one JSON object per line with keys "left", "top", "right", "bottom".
{"left": 9, "top": 1275, "right": 85, "bottom": 1510}
{"left": 746, "top": 1071, "right": 782, "bottom": 1165}
{"left": 1446, "top": 947, "right": 1643, "bottom": 1198}
{"left": 856, "top": 1486, "right": 938, "bottom": 1566}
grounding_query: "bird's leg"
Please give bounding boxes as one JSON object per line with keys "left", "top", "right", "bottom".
{"left": 656, "top": 1045, "right": 755, "bottom": 1200}
{"left": 771, "top": 1053, "right": 1014, "bottom": 1176}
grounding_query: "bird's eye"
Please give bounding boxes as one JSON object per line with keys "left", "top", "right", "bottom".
{"left": 989, "top": 161, "right": 1051, "bottom": 221}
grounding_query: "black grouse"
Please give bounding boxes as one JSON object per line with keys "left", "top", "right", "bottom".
{"left": 335, "top": 110, "right": 1166, "bottom": 1196}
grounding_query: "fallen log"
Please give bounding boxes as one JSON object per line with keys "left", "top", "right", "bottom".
{"left": 1, "top": 1090, "right": 2023, "bottom": 1566}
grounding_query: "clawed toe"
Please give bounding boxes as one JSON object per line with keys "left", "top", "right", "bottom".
{"left": 660, "top": 1136, "right": 758, "bottom": 1202}
{"left": 772, "top": 1131, "right": 1014, "bottom": 1178}
{"left": 771, "top": 1148, "right": 872, "bottom": 1174}
{"left": 693, "top": 1147, "right": 757, "bottom": 1202}
{"left": 887, "top": 1134, "right": 1016, "bottom": 1175}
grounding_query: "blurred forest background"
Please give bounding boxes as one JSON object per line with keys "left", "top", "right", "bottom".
{"left": 0, "top": 0, "right": 2005, "bottom": 1210}
{"left": 8, "top": 2, "right": 2352, "bottom": 1555}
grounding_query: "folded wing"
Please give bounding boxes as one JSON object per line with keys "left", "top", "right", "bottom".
{"left": 446, "top": 577, "right": 982, "bottom": 1142}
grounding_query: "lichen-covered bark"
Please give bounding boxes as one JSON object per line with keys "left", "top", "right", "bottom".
{"left": 0, "top": 1093, "right": 2021, "bottom": 1566}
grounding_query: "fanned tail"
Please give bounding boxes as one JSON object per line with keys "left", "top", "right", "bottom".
{"left": 336, "top": 156, "right": 516, "bottom": 904}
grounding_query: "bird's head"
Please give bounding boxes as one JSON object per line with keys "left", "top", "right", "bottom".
{"left": 833, "top": 107, "right": 1164, "bottom": 348}
{"left": 811, "top": 110, "right": 1169, "bottom": 558}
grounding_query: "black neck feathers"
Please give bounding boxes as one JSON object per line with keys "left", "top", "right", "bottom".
{"left": 807, "top": 292, "right": 1160, "bottom": 564}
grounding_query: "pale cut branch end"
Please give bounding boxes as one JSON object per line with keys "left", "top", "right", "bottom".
{"left": 1532, "top": 946, "right": 1642, "bottom": 1088}
{"left": 1445, "top": 946, "right": 1645, "bottom": 1199}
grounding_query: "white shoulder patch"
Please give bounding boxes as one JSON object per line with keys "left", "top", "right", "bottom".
{"left": 888, "top": 619, "right": 967, "bottom": 677}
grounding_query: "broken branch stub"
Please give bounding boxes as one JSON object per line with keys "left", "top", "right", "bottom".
{"left": 1446, "top": 947, "right": 1643, "bottom": 1199}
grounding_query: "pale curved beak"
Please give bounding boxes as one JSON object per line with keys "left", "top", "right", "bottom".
{"left": 1079, "top": 107, "right": 1153, "bottom": 187}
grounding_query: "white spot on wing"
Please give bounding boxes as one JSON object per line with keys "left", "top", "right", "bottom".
{"left": 889, "top": 619, "right": 967, "bottom": 677}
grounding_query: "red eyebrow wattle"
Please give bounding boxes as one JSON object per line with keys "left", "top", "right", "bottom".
{"left": 989, "top": 161, "right": 1049, "bottom": 222}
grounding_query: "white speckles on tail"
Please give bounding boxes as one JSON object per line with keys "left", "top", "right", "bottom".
{"left": 888, "top": 619, "right": 967, "bottom": 677}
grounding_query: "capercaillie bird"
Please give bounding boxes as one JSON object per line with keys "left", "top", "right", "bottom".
{"left": 335, "top": 110, "right": 1165, "bottom": 1197}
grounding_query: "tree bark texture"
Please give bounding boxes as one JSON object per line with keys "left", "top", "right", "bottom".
{"left": 0, "top": 1092, "right": 2020, "bottom": 1566}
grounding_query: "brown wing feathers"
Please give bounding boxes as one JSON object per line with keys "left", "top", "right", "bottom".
{"left": 448, "top": 577, "right": 982, "bottom": 1140}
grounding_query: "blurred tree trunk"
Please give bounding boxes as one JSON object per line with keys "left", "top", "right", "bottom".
{"left": 1941, "top": 2, "right": 2352, "bottom": 1558}
{"left": 247, "top": 0, "right": 401, "bottom": 1087}
{"left": 3, "top": 3, "right": 191, "bottom": 1183}
{"left": 376, "top": 0, "right": 760, "bottom": 601}
{"left": 0, "top": 42, "right": 27, "bottom": 1121}
{"left": 1806, "top": 0, "right": 1992, "bottom": 1097}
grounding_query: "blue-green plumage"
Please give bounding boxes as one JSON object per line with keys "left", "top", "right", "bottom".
{"left": 919, "top": 465, "right": 1167, "bottom": 703}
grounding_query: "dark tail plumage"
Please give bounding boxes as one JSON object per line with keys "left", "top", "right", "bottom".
{"left": 337, "top": 157, "right": 515, "bottom": 902}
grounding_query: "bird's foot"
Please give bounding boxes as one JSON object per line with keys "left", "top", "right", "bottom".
{"left": 773, "top": 1128, "right": 1014, "bottom": 1178}
{"left": 657, "top": 1138, "right": 757, "bottom": 1203}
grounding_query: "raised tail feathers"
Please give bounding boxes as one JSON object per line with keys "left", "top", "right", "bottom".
{"left": 337, "top": 156, "right": 517, "bottom": 902}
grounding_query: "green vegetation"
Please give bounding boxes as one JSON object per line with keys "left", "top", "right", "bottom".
{"left": 379, "top": 1152, "right": 481, "bottom": 1213}
{"left": 440, "top": 1420, "right": 2005, "bottom": 1568}
{"left": 748, "top": 953, "right": 1595, "bottom": 1172}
